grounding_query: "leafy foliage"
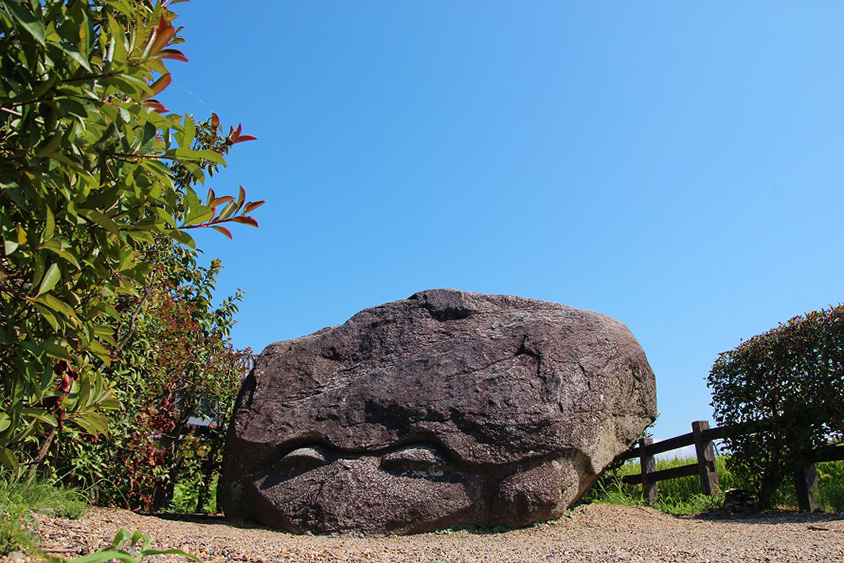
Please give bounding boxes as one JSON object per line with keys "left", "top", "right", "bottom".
{"left": 55, "top": 245, "right": 249, "bottom": 511}
{"left": 707, "top": 306, "right": 844, "bottom": 506}
{"left": 0, "top": 0, "right": 261, "bottom": 475}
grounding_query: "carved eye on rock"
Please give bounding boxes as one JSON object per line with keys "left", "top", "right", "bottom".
{"left": 274, "top": 446, "right": 328, "bottom": 476}
{"left": 380, "top": 445, "right": 447, "bottom": 477}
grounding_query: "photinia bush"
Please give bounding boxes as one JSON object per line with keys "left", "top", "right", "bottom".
{"left": 707, "top": 305, "right": 844, "bottom": 506}
{"left": 0, "top": 0, "right": 262, "bottom": 476}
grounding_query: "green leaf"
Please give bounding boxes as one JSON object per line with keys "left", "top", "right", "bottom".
{"left": 183, "top": 162, "right": 206, "bottom": 184}
{"left": 155, "top": 207, "right": 178, "bottom": 229}
{"left": 40, "top": 364, "right": 55, "bottom": 395}
{"left": 58, "top": 96, "right": 88, "bottom": 120}
{"left": 33, "top": 303, "right": 59, "bottom": 331}
{"left": 138, "top": 548, "right": 201, "bottom": 562}
{"left": 80, "top": 209, "right": 119, "bottom": 234}
{"left": 181, "top": 205, "right": 213, "bottom": 227}
{"left": 36, "top": 293, "right": 77, "bottom": 321}
{"left": 16, "top": 223, "right": 27, "bottom": 245}
{"left": 218, "top": 201, "right": 238, "bottom": 221}
{"left": 20, "top": 409, "right": 58, "bottom": 428}
{"left": 42, "top": 339, "right": 70, "bottom": 360}
{"left": 75, "top": 375, "right": 92, "bottom": 408}
{"left": 71, "top": 412, "right": 109, "bottom": 437}
{"left": 111, "top": 528, "right": 128, "bottom": 548}
{"left": 5, "top": 0, "right": 46, "bottom": 45}
{"left": 36, "top": 130, "right": 64, "bottom": 157}
{"left": 3, "top": 239, "right": 18, "bottom": 256}
{"left": 0, "top": 413, "right": 10, "bottom": 433}
{"left": 64, "top": 44, "right": 93, "bottom": 72}
{"left": 0, "top": 447, "right": 20, "bottom": 478}
{"left": 98, "top": 398, "right": 120, "bottom": 411}
{"left": 181, "top": 113, "right": 195, "bottom": 147}
{"left": 87, "top": 340, "right": 111, "bottom": 365}
{"left": 167, "top": 228, "right": 196, "bottom": 248}
{"left": 67, "top": 549, "right": 137, "bottom": 563}
{"left": 196, "top": 149, "right": 226, "bottom": 166}
{"left": 41, "top": 245, "right": 81, "bottom": 270}
{"left": 185, "top": 186, "right": 201, "bottom": 210}
{"left": 98, "top": 302, "right": 121, "bottom": 321}
{"left": 139, "top": 121, "right": 157, "bottom": 154}
{"left": 130, "top": 530, "right": 145, "bottom": 549}
{"left": 35, "top": 262, "right": 61, "bottom": 296}
{"left": 43, "top": 206, "right": 55, "bottom": 242}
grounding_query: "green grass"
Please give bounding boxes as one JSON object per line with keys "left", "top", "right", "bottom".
{"left": 0, "top": 478, "right": 87, "bottom": 519}
{"left": 0, "top": 474, "right": 88, "bottom": 555}
{"left": 584, "top": 455, "right": 844, "bottom": 514}
{"left": 0, "top": 475, "right": 204, "bottom": 561}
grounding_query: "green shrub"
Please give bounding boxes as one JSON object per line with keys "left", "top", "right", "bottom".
{"left": 0, "top": 0, "right": 260, "bottom": 479}
{"left": 817, "top": 461, "right": 844, "bottom": 512}
{"left": 707, "top": 305, "right": 844, "bottom": 507}
{"left": 171, "top": 474, "right": 219, "bottom": 514}
{"left": 53, "top": 245, "right": 247, "bottom": 512}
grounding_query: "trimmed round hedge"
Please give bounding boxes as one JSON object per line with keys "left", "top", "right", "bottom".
{"left": 708, "top": 305, "right": 844, "bottom": 506}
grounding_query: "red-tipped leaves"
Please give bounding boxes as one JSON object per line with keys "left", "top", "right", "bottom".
{"left": 225, "top": 123, "right": 257, "bottom": 145}
{"left": 143, "top": 99, "right": 168, "bottom": 114}
{"left": 150, "top": 15, "right": 176, "bottom": 55}
{"left": 244, "top": 200, "right": 265, "bottom": 213}
{"left": 230, "top": 216, "right": 259, "bottom": 227}
{"left": 209, "top": 196, "right": 235, "bottom": 209}
{"left": 211, "top": 225, "right": 233, "bottom": 239}
{"left": 147, "top": 73, "right": 172, "bottom": 98}
{"left": 158, "top": 48, "right": 188, "bottom": 62}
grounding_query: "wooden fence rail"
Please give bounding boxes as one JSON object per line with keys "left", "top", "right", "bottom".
{"left": 613, "top": 420, "right": 844, "bottom": 512}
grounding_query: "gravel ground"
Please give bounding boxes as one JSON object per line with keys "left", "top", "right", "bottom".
{"left": 6, "top": 504, "right": 844, "bottom": 562}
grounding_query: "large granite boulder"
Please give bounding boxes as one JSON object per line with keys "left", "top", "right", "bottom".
{"left": 219, "top": 289, "right": 656, "bottom": 534}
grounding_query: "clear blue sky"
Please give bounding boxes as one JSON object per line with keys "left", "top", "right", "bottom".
{"left": 161, "top": 2, "right": 844, "bottom": 443}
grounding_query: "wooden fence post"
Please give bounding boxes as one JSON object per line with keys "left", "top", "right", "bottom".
{"left": 639, "top": 437, "right": 657, "bottom": 504}
{"left": 794, "top": 463, "right": 819, "bottom": 513}
{"left": 692, "top": 420, "right": 720, "bottom": 496}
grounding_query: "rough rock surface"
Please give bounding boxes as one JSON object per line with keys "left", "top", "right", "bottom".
{"left": 219, "top": 289, "right": 656, "bottom": 535}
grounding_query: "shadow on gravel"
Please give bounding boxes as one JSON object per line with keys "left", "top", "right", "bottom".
{"left": 146, "top": 513, "right": 560, "bottom": 535}
{"left": 689, "top": 510, "right": 844, "bottom": 525}
{"left": 149, "top": 513, "right": 274, "bottom": 530}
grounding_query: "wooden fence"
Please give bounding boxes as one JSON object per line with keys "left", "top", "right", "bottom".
{"left": 614, "top": 420, "right": 844, "bottom": 512}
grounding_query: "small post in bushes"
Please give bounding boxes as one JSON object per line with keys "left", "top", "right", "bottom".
{"left": 639, "top": 437, "right": 657, "bottom": 504}
{"left": 692, "top": 420, "right": 720, "bottom": 496}
{"left": 794, "top": 463, "right": 819, "bottom": 512}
